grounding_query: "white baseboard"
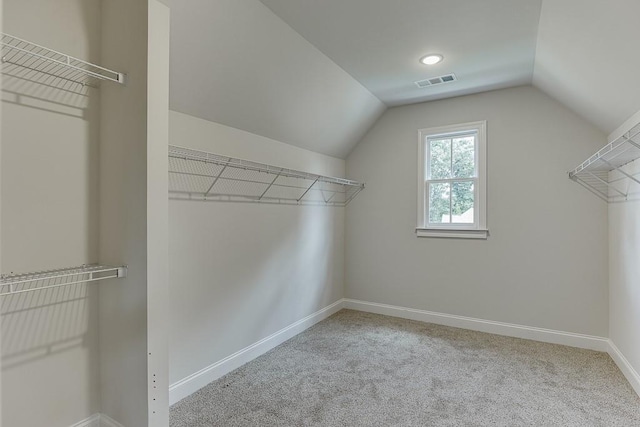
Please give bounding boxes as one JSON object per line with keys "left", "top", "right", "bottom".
{"left": 169, "top": 299, "right": 345, "bottom": 404}
{"left": 99, "top": 414, "right": 125, "bottom": 427}
{"left": 69, "top": 414, "right": 124, "bottom": 427}
{"left": 607, "top": 340, "right": 640, "bottom": 397}
{"left": 169, "top": 298, "right": 637, "bottom": 406}
{"left": 69, "top": 414, "right": 101, "bottom": 427}
{"left": 343, "top": 299, "right": 609, "bottom": 352}
{"left": 70, "top": 301, "right": 639, "bottom": 427}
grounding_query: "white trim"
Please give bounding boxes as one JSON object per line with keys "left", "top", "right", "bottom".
{"left": 69, "top": 414, "right": 101, "bottom": 427}
{"left": 343, "top": 299, "right": 609, "bottom": 352}
{"left": 607, "top": 340, "right": 640, "bottom": 397}
{"left": 416, "top": 228, "right": 488, "bottom": 239}
{"left": 166, "top": 298, "right": 640, "bottom": 407}
{"left": 67, "top": 414, "right": 125, "bottom": 427}
{"left": 417, "top": 121, "right": 487, "bottom": 237}
{"left": 169, "top": 299, "right": 345, "bottom": 404}
{"left": 99, "top": 414, "right": 125, "bottom": 427}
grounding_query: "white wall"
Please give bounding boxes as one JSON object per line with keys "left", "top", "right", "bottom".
{"left": 168, "top": 111, "right": 345, "bottom": 388}
{"left": 167, "top": 0, "right": 385, "bottom": 158}
{"left": 1, "top": 2, "right": 170, "bottom": 425}
{"left": 147, "top": 1, "right": 171, "bottom": 424}
{"left": 609, "top": 156, "right": 640, "bottom": 390}
{"left": 1, "top": 1, "right": 102, "bottom": 426}
{"left": 99, "top": 0, "right": 171, "bottom": 426}
{"left": 346, "top": 86, "right": 609, "bottom": 336}
{"left": 1, "top": 0, "right": 5, "bottom": 423}
{"left": 534, "top": 0, "right": 640, "bottom": 135}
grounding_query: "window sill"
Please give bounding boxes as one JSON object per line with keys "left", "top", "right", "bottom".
{"left": 415, "top": 228, "right": 489, "bottom": 240}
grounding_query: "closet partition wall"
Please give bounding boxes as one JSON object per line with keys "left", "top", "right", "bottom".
{"left": 0, "top": 1, "right": 170, "bottom": 426}
{"left": 0, "top": 0, "right": 4, "bottom": 420}
{"left": 1, "top": 2, "right": 112, "bottom": 424}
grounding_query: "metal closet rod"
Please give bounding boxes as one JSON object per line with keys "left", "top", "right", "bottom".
{"left": 569, "top": 122, "right": 640, "bottom": 202}
{"left": 0, "top": 264, "right": 128, "bottom": 296}
{"left": 571, "top": 126, "right": 640, "bottom": 175}
{"left": 168, "top": 145, "right": 365, "bottom": 206}
{"left": 169, "top": 145, "right": 364, "bottom": 187}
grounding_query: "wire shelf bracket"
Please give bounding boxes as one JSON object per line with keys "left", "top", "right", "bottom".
{"left": 1, "top": 33, "right": 126, "bottom": 88}
{"left": 569, "top": 121, "right": 640, "bottom": 203}
{"left": 169, "top": 145, "right": 365, "bottom": 207}
{"left": 0, "top": 264, "right": 128, "bottom": 296}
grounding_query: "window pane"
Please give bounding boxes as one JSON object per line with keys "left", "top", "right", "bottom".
{"left": 429, "top": 182, "right": 450, "bottom": 223}
{"left": 429, "top": 139, "right": 451, "bottom": 179}
{"left": 452, "top": 181, "right": 474, "bottom": 224}
{"left": 452, "top": 136, "right": 475, "bottom": 178}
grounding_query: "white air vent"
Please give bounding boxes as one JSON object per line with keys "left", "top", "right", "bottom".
{"left": 415, "top": 73, "right": 457, "bottom": 88}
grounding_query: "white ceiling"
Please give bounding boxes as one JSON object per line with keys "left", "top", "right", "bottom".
{"left": 534, "top": 0, "right": 640, "bottom": 135}
{"left": 168, "top": 0, "right": 640, "bottom": 159}
{"left": 167, "top": 0, "right": 385, "bottom": 158}
{"left": 259, "top": 0, "right": 543, "bottom": 107}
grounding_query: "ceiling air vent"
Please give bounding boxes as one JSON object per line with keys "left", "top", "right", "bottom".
{"left": 415, "top": 73, "right": 457, "bottom": 88}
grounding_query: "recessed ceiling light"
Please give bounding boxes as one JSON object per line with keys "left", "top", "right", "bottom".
{"left": 420, "top": 54, "right": 443, "bottom": 65}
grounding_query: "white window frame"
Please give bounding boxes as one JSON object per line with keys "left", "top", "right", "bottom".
{"left": 417, "top": 121, "right": 488, "bottom": 239}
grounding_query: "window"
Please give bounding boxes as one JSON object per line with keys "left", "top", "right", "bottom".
{"left": 417, "top": 121, "right": 488, "bottom": 239}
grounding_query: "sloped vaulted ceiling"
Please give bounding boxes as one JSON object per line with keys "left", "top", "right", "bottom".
{"left": 262, "top": 0, "right": 640, "bottom": 137}
{"left": 169, "top": 0, "right": 640, "bottom": 159}
{"left": 167, "top": 0, "right": 386, "bottom": 159}
{"left": 534, "top": 0, "right": 640, "bottom": 135}
{"left": 260, "top": 0, "right": 543, "bottom": 107}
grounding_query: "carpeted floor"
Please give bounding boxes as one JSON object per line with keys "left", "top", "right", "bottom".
{"left": 170, "top": 310, "right": 640, "bottom": 426}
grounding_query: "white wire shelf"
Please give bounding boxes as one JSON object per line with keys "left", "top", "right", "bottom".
{"left": 0, "top": 264, "right": 127, "bottom": 296}
{"left": 169, "top": 145, "right": 365, "bottom": 206}
{"left": 1, "top": 33, "right": 125, "bottom": 88}
{"left": 569, "top": 121, "right": 640, "bottom": 202}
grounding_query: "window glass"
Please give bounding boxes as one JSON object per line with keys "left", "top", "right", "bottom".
{"left": 429, "top": 182, "right": 450, "bottom": 223}
{"left": 429, "top": 139, "right": 451, "bottom": 179}
{"left": 452, "top": 181, "right": 474, "bottom": 224}
{"left": 418, "top": 121, "right": 486, "bottom": 238}
{"left": 452, "top": 136, "right": 475, "bottom": 178}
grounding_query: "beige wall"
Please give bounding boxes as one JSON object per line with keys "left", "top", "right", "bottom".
{"left": 167, "top": 0, "right": 386, "bottom": 158}
{"left": 98, "top": 0, "right": 165, "bottom": 425}
{"left": 1, "top": 1, "right": 102, "bottom": 426}
{"left": 1, "top": 0, "right": 4, "bottom": 422}
{"left": 168, "top": 111, "right": 345, "bottom": 389}
{"left": 345, "top": 86, "right": 609, "bottom": 336}
{"left": 147, "top": 0, "right": 171, "bottom": 424}
{"left": 609, "top": 157, "right": 640, "bottom": 390}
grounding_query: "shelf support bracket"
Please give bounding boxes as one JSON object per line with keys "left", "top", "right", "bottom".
{"left": 325, "top": 192, "right": 337, "bottom": 204}
{"left": 586, "top": 171, "right": 627, "bottom": 198}
{"left": 298, "top": 178, "right": 319, "bottom": 202}
{"left": 573, "top": 177, "right": 609, "bottom": 202}
{"left": 599, "top": 158, "right": 640, "bottom": 187}
{"left": 117, "top": 266, "right": 128, "bottom": 278}
{"left": 259, "top": 171, "right": 281, "bottom": 200}
{"left": 205, "top": 162, "right": 228, "bottom": 195}
{"left": 623, "top": 135, "right": 640, "bottom": 150}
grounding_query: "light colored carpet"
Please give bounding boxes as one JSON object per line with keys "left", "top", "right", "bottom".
{"left": 170, "top": 310, "right": 640, "bottom": 426}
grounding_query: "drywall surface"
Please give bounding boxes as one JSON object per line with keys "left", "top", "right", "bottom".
{"left": 260, "top": 0, "right": 541, "bottom": 107}
{"left": 168, "top": 111, "right": 345, "bottom": 386}
{"left": 1, "top": 1, "right": 102, "bottom": 426}
{"left": 98, "top": 0, "right": 151, "bottom": 426}
{"left": 534, "top": 0, "right": 640, "bottom": 135}
{"left": 609, "top": 157, "right": 640, "bottom": 383}
{"left": 346, "top": 86, "right": 609, "bottom": 336}
{"left": 167, "top": 0, "right": 385, "bottom": 158}
{"left": 147, "top": 1, "right": 171, "bottom": 424}
{"left": 1, "top": 0, "right": 4, "bottom": 424}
